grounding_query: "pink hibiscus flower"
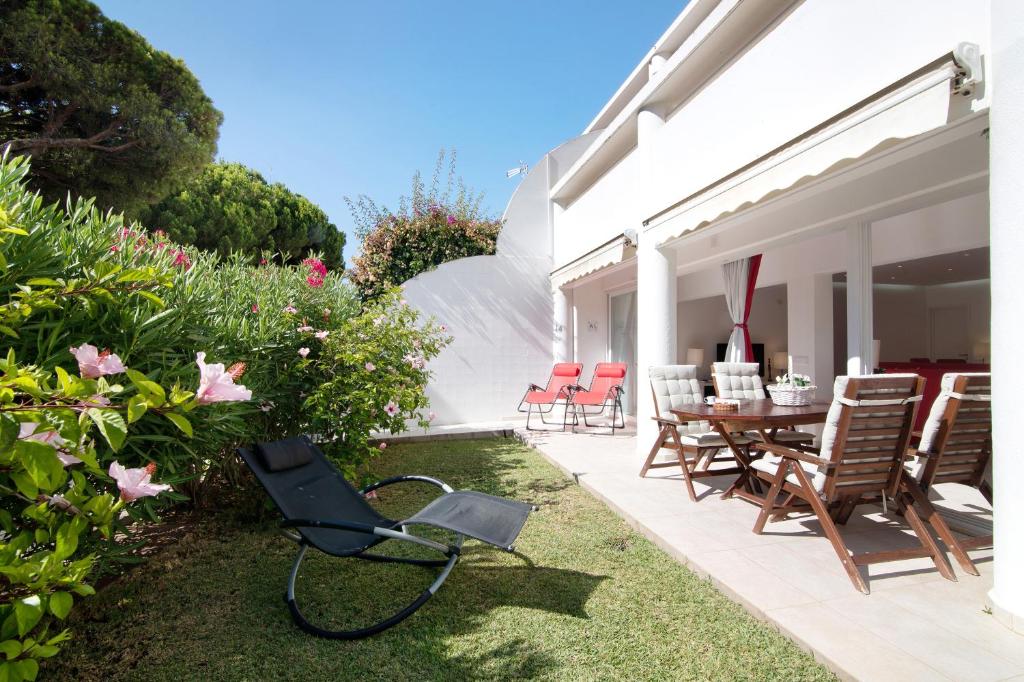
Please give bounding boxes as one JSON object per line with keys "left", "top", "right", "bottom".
{"left": 384, "top": 401, "right": 400, "bottom": 417}
{"left": 314, "top": 331, "right": 329, "bottom": 340}
{"left": 365, "top": 362, "right": 375, "bottom": 372}
{"left": 108, "top": 462, "right": 171, "bottom": 502}
{"left": 194, "top": 352, "right": 252, "bottom": 404}
{"left": 69, "top": 344, "right": 126, "bottom": 379}
{"left": 283, "top": 305, "right": 298, "bottom": 314}
{"left": 298, "top": 347, "right": 311, "bottom": 358}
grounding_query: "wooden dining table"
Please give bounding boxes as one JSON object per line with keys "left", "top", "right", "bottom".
{"left": 670, "top": 399, "right": 832, "bottom": 503}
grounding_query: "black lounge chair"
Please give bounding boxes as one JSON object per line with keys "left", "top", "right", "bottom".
{"left": 238, "top": 435, "right": 534, "bottom": 639}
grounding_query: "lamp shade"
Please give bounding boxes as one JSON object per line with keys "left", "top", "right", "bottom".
{"left": 685, "top": 348, "right": 705, "bottom": 366}
{"left": 772, "top": 351, "right": 789, "bottom": 372}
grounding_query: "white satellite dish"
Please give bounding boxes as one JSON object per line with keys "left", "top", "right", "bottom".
{"left": 505, "top": 161, "right": 528, "bottom": 178}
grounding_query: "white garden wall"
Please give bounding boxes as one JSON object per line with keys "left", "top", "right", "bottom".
{"left": 400, "top": 134, "right": 595, "bottom": 426}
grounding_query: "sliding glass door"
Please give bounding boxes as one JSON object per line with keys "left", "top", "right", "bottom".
{"left": 608, "top": 290, "right": 638, "bottom": 415}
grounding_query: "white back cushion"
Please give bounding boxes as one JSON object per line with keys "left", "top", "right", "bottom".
{"left": 918, "top": 372, "right": 991, "bottom": 454}
{"left": 712, "top": 362, "right": 765, "bottom": 400}
{"left": 649, "top": 365, "right": 710, "bottom": 435}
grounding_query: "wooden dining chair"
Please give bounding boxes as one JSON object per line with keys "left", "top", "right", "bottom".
{"left": 711, "top": 362, "right": 815, "bottom": 447}
{"left": 908, "top": 372, "right": 992, "bottom": 557}
{"left": 640, "top": 365, "right": 751, "bottom": 501}
{"left": 747, "top": 374, "right": 975, "bottom": 594}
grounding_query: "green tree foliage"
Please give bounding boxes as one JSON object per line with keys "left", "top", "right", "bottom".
{"left": 347, "top": 149, "right": 502, "bottom": 299}
{"left": 0, "top": 0, "right": 222, "bottom": 215}
{"left": 141, "top": 162, "right": 345, "bottom": 268}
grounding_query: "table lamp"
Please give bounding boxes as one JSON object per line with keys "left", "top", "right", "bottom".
{"left": 685, "top": 348, "right": 705, "bottom": 375}
{"left": 771, "top": 351, "right": 789, "bottom": 378}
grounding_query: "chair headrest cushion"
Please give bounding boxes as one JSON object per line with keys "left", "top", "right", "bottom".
{"left": 256, "top": 436, "right": 314, "bottom": 472}
{"left": 596, "top": 364, "right": 626, "bottom": 378}
{"left": 553, "top": 363, "right": 582, "bottom": 377}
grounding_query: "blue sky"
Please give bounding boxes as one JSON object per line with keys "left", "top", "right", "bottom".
{"left": 96, "top": 1, "right": 684, "bottom": 261}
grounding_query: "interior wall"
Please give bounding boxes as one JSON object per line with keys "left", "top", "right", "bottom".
{"left": 832, "top": 279, "right": 991, "bottom": 369}
{"left": 677, "top": 284, "right": 788, "bottom": 378}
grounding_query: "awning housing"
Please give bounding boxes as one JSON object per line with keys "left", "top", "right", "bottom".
{"left": 550, "top": 234, "right": 637, "bottom": 289}
{"left": 644, "top": 47, "right": 980, "bottom": 245}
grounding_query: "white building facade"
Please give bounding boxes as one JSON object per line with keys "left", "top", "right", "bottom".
{"left": 410, "top": 0, "right": 1024, "bottom": 631}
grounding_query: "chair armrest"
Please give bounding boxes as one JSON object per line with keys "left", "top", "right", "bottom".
{"left": 754, "top": 442, "right": 831, "bottom": 468}
{"left": 360, "top": 475, "right": 454, "bottom": 495}
{"left": 527, "top": 383, "right": 543, "bottom": 391}
{"left": 282, "top": 517, "right": 456, "bottom": 555}
{"left": 652, "top": 416, "right": 681, "bottom": 426}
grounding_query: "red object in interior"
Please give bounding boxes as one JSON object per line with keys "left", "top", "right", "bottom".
{"left": 878, "top": 361, "right": 991, "bottom": 430}
{"left": 741, "top": 255, "right": 762, "bottom": 362}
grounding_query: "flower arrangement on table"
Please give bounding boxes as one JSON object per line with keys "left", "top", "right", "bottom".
{"left": 767, "top": 373, "right": 817, "bottom": 406}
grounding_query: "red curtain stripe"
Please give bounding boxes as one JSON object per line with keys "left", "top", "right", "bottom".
{"left": 740, "top": 254, "right": 762, "bottom": 362}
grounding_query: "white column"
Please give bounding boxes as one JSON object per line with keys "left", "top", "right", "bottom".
{"left": 636, "top": 237, "right": 677, "bottom": 452}
{"left": 552, "top": 286, "right": 573, "bottom": 363}
{"left": 989, "top": 0, "right": 1024, "bottom": 634}
{"left": 787, "top": 273, "right": 835, "bottom": 402}
{"left": 845, "top": 222, "right": 874, "bottom": 375}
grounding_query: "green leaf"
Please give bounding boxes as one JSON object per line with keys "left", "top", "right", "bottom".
{"left": 23, "top": 278, "right": 58, "bottom": 287}
{"left": 53, "top": 521, "right": 81, "bottom": 561}
{"left": 14, "top": 440, "right": 62, "bottom": 489}
{"left": 0, "top": 641, "right": 20, "bottom": 661}
{"left": 163, "top": 412, "right": 192, "bottom": 437}
{"left": 13, "top": 597, "right": 42, "bottom": 638}
{"left": 13, "top": 658, "right": 37, "bottom": 681}
{"left": 48, "top": 593, "right": 72, "bottom": 620}
{"left": 0, "top": 415, "right": 18, "bottom": 449}
{"left": 135, "top": 290, "right": 165, "bottom": 308}
{"left": 125, "top": 369, "right": 165, "bottom": 406}
{"left": 85, "top": 408, "right": 126, "bottom": 451}
{"left": 126, "top": 395, "right": 148, "bottom": 424}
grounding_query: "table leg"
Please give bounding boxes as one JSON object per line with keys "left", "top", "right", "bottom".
{"left": 717, "top": 423, "right": 754, "bottom": 499}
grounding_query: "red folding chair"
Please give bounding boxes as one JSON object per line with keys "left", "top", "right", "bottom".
{"left": 570, "top": 363, "right": 627, "bottom": 434}
{"left": 517, "top": 363, "right": 583, "bottom": 431}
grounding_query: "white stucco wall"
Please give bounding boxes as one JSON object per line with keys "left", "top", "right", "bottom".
{"left": 400, "top": 134, "right": 595, "bottom": 425}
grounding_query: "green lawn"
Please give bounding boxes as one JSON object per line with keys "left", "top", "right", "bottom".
{"left": 45, "top": 438, "right": 833, "bottom": 681}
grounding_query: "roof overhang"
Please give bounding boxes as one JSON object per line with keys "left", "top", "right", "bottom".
{"left": 644, "top": 48, "right": 982, "bottom": 246}
{"left": 550, "top": 234, "right": 637, "bottom": 290}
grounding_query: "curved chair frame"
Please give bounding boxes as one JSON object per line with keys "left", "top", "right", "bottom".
{"left": 281, "top": 474, "right": 468, "bottom": 640}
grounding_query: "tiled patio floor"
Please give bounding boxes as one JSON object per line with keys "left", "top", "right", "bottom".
{"left": 516, "top": 418, "right": 1021, "bottom": 682}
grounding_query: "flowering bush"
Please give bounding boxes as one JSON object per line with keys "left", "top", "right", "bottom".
{"left": 347, "top": 149, "right": 502, "bottom": 299}
{"left": 0, "top": 153, "right": 449, "bottom": 674}
{"left": 305, "top": 291, "right": 451, "bottom": 480}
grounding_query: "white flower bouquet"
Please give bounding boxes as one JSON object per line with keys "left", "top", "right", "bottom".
{"left": 767, "top": 373, "right": 817, "bottom": 406}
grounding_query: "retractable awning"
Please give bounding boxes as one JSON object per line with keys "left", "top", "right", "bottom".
{"left": 644, "top": 46, "right": 982, "bottom": 243}
{"left": 550, "top": 234, "right": 636, "bottom": 289}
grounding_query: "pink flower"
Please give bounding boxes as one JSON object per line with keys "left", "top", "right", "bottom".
{"left": 364, "top": 489, "right": 379, "bottom": 499}
{"left": 446, "top": 215, "right": 456, "bottom": 225}
{"left": 250, "top": 304, "right": 259, "bottom": 313}
{"left": 365, "top": 362, "right": 375, "bottom": 372}
{"left": 69, "top": 344, "right": 126, "bottom": 379}
{"left": 173, "top": 250, "right": 191, "bottom": 270}
{"left": 19, "top": 422, "right": 65, "bottom": 447}
{"left": 109, "top": 245, "right": 120, "bottom": 253}
{"left": 283, "top": 305, "right": 298, "bottom": 314}
{"left": 302, "top": 257, "right": 327, "bottom": 277}
{"left": 400, "top": 299, "right": 408, "bottom": 305}
{"left": 384, "top": 401, "right": 400, "bottom": 417}
{"left": 298, "top": 347, "right": 310, "bottom": 358}
{"left": 378, "top": 442, "right": 388, "bottom": 450}
{"left": 108, "top": 461, "right": 171, "bottom": 502}
{"left": 439, "top": 324, "right": 448, "bottom": 333}
{"left": 314, "top": 331, "right": 329, "bottom": 340}
{"left": 297, "top": 325, "right": 313, "bottom": 333}
{"left": 194, "top": 352, "right": 252, "bottom": 404}
{"left": 428, "top": 411, "right": 437, "bottom": 421}
{"left": 404, "top": 353, "right": 425, "bottom": 369}
{"left": 259, "top": 258, "right": 268, "bottom": 265}
{"left": 84, "top": 394, "right": 111, "bottom": 407}
{"left": 306, "top": 275, "right": 324, "bottom": 288}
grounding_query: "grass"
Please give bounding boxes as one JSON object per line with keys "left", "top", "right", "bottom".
{"left": 45, "top": 438, "right": 834, "bottom": 681}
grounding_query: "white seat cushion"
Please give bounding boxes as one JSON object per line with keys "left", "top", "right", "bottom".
{"left": 747, "top": 430, "right": 815, "bottom": 444}
{"left": 751, "top": 455, "right": 826, "bottom": 492}
{"left": 678, "top": 431, "right": 752, "bottom": 448}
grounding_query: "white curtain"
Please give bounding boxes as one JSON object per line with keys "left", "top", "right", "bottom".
{"left": 722, "top": 257, "right": 754, "bottom": 362}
